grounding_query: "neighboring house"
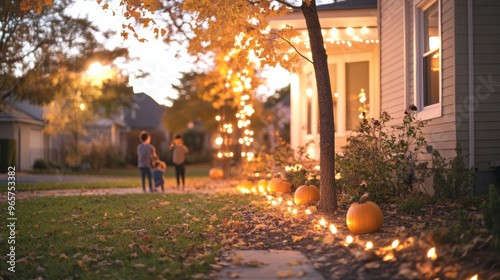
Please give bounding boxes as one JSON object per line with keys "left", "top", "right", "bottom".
{"left": 275, "top": 0, "right": 500, "bottom": 191}
{"left": 0, "top": 100, "right": 49, "bottom": 171}
{"left": 0, "top": 98, "right": 131, "bottom": 171}
{"left": 124, "top": 92, "right": 169, "bottom": 164}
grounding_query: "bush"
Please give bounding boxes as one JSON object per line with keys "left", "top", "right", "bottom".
{"left": 33, "top": 159, "right": 50, "bottom": 170}
{"left": 242, "top": 136, "right": 318, "bottom": 189}
{"left": 483, "top": 185, "right": 500, "bottom": 237}
{"left": 336, "top": 105, "right": 430, "bottom": 203}
{"left": 397, "top": 195, "right": 432, "bottom": 215}
{"left": 431, "top": 146, "right": 475, "bottom": 200}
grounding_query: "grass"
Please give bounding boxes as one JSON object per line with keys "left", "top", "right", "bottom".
{"left": 14, "top": 164, "right": 214, "bottom": 191}
{"left": 0, "top": 193, "right": 254, "bottom": 279}
{"left": 37, "top": 163, "right": 213, "bottom": 178}
{"left": 15, "top": 180, "right": 141, "bottom": 192}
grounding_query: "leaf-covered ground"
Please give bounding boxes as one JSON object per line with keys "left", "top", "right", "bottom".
{"left": 215, "top": 193, "right": 500, "bottom": 280}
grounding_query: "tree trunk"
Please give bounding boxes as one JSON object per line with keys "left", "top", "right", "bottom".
{"left": 301, "top": 0, "right": 337, "bottom": 212}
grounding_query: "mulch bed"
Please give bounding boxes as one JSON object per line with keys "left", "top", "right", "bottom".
{"left": 217, "top": 193, "right": 500, "bottom": 280}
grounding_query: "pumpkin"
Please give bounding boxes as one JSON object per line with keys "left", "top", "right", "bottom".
{"left": 209, "top": 168, "right": 224, "bottom": 179}
{"left": 256, "top": 179, "right": 268, "bottom": 193}
{"left": 237, "top": 180, "right": 254, "bottom": 193}
{"left": 346, "top": 193, "right": 383, "bottom": 235}
{"left": 294, "top": 181, "right": 320, "bottom": 206}
{"left": 267, "top": 173, "right": 292, "bottom": 194}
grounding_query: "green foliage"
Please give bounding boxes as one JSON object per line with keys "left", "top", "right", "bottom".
{"left": 242, "top": 136, "right": 318, "bottom": 189}
{"left": 84, "top": 141, "right": 126, "bottom": 170}
{"left": 335, "top": 106, "right": 430, "bottom": 202}
{"left": 431, "top": 146, "right": 475, "bottom": 199}
{"left": 483, "top": 185, "right": 500, "bottom": 237}
{"left": 397, "top": 195, "right": 432, "bottom": 215}
{"left": 33, "top": 159, "right": 50, "bottom": 170}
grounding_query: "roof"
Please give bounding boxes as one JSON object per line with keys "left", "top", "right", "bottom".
{"left": 0, "top": 103, "right": 45, "bottom": 126}
{"left": 316, "top": 0, "right": 377, "bottom": 11}
{"left": 124, "top": 92, "right": 166, "bottom": 130}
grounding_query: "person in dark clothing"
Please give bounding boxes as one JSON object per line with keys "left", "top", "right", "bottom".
{"left": 137, "top": 131, "right": 158, "bottom": 193}
{"left": 169, "top": 134, "right": 189, "bottom": 191}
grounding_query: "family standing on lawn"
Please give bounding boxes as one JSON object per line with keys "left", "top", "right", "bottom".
{"left": 137, "top": 130, "right": 189, "bottom": 193}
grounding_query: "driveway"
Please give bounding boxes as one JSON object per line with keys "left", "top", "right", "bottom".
{"left": 0, "top": 172, "right": 130, "bottom": 184}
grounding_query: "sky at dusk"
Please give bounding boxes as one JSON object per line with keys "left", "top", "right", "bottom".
{"left": 67, "top": 0, "right": 292, "bottom": 106}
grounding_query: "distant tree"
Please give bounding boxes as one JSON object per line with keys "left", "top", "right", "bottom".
{"left": 1, "top": 0, "right": 131, "bottom": 106}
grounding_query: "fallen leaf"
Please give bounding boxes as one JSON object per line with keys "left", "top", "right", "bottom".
{"left": 276, "top": 269, "right": 295, "bottom": 278}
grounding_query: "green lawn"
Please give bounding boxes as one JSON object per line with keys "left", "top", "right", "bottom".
{"left": 0, "top": 193, "right": 254, "bottom": 279}
{"left": 15, "top": 164, "right": 214, "bottom": 191}
{"left": 82, "top": 163, "right": 212, "bottom": 178}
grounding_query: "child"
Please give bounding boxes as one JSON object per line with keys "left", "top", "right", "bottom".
{"left": 152, "top": 160, "right": 167, "bottom": 192}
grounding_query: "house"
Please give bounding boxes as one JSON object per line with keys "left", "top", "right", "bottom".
{"left": 379, "top": 0, "right": 500, "bottom": 191}
{"left": 0, "top": 101, "right": 49, "bottom": 171}
{"left": 274, "top": 0, "right": 500, "bottom": 191}
{"left": 270, "top": 0, "right": 379, "bottom": 159}
{"left": 124, "top": 92, "right": 169, "bottom": 164}
{"left": 0, "top": 98, "right": 132, "bottom": 171}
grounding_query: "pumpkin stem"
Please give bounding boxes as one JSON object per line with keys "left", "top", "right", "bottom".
{"left": 304, "top": 181, "right": 309, "bottom": 186}
{"left": 359, "top": 192, "right": 370, "bottom": 203}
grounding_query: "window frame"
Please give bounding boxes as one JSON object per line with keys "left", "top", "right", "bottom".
{"left": 414, "top": 0, "right": 442, "bottom": 120}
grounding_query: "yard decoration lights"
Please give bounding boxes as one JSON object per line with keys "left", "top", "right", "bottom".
{"left": 267, "top": 173, "right": 292, "bottom": 194}
{"left": 346, "top": 193, "right": 384, "bottom": 235}
{"left": 294, "top": 181, "right": 320, "bottom": 206}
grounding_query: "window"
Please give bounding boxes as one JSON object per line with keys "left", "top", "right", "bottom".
{"left": 415, "top": 0, "right": 441, "bottom": 119}
{"left": 346, "top": 61, "right": 369, "bottom": 130}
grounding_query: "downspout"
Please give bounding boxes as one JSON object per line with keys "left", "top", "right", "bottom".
{"left": 403, "top": 0, "right": 409, "bottom": 109}
{"left": 467, "top": 0, "right": 475, "bottom": 169}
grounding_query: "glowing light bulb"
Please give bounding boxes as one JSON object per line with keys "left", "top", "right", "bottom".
{"left": 329, "top": 224, "right": 337, "bottom": 234}
{"left": 346, "top": 235, "right": 353, "bottom": 244}
{"left": 366, "top": 241, "right": 373, "bottom": 250}
{"left": 391, "top": 239, "right": 399, "bottom": 249}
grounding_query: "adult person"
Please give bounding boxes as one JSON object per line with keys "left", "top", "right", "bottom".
{"left": 170, "top": 134, "right": 189, "bottom": 191}
{"left": 137, "top": 130, "right": 158, "bottom": 193}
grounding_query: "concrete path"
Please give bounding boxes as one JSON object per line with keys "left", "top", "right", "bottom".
{"left": 217, "top": 250, "right": 324, "bottom": 280}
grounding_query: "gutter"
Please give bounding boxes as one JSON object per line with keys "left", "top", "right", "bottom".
{"left": 467, "top": 0, "right": 475, "bottom": 169}
{"left": 403, "top": 0, "right": 409, "bottom": 109}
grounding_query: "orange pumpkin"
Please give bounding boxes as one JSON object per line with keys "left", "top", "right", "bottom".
{"left": 294, "top": 181, "right": 320, "bottom": 206}
{"left": 267, "top": 173, "right": 292, "bottom": 194}
{"left": 256, "top": 179, "right": 268, "bottom": 193}
{"left": 209, "top": 168, "right": 224, "bottom": 179}
{"left": 237, "top": 180, "right": 254, "bottom": 193}
{"left": 346, "top": 193, "right": 383, "bottom": 235}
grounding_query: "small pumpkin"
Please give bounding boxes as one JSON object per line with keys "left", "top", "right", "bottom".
{"left": 209, "top": 167, "right": 224, "bottom": 179}
{"left": 346, "top": 193, "right": 383, "bottom": 235}
{"left": 256, "top": 179, "right": 268, "bottom": 193}
{"left": 294, "top": 181, "right": 320, "bottom": 206}
{"left": 237, "top": 180, "right": 254, "bottom": 193}
{"left": 267, "top": 173, "right": 292, "bottom": 194}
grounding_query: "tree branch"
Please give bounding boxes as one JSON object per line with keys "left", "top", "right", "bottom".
{"left": 279, "top": 36, "right": 313, "bottom": 64}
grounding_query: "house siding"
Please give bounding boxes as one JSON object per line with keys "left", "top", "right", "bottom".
{"left": 379, "top": 0, "right": 406, "bottom": 121}
{"left": 472, "top": 0, "right": 500, "bottom": 170}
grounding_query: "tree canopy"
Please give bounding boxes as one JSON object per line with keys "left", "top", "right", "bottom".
{"left": 1, "top": 0, "right": 132, "bottom": 105}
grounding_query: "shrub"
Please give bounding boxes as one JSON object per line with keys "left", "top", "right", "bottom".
{"left": 33, "top": 159, "right": 50, "bottom": 170}
{"left": 431, "top": 145, "right": 475, "bottom": 200}
{"left": 242, "top": 136, "right": 318, "bottom": 190}
{"left": 397, "top": 195, "right": 432, "bottom": 215}
{"left": 483, "top": 185, "right": 500, "bottom": 237}
{"left": 336, "top": 105, "right": 430, "bottom": 202}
